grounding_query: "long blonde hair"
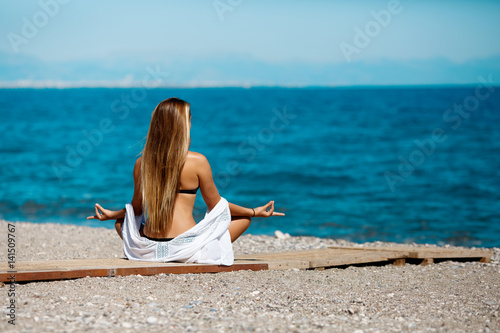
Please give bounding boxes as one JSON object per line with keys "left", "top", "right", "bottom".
{"left": 140, "top": 98, "right": 191, "bottom": 233}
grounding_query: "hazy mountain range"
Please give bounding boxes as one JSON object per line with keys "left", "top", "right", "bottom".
{"left": 1, "top": 52, "right": 499, "bottom": 88}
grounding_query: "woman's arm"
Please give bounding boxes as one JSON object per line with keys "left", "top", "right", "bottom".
{"left": 196, "top": 153, "right": 285, "bottom": 218}
{"left": 130, "top": 157, "right": 143, "bottom": 216}
{"left": 196, "top": 153, "right": 285, "bottom": 217}
{"left": 87, "top": 157, "right": 143, "bottom": 221}
{"left": 197, "top": 153, "right": 222, "bottom": 211}
{"left": 87, "top": 204, "right": 126, "bottom": 221}
{"left": 229, "top": 200, "right": 285, "bottom": 217}
{"left": 227, "top": 202, "right": 254, "bottom": 217}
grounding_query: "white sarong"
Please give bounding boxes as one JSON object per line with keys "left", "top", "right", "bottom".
{"left": 122, "top": 197, "right": 234, "bottom": 266}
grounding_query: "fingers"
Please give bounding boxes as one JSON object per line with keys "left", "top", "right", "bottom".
{"left": 253, "top": 201, "right": 285, "bottom": 218}
{"left": 94, "top": 204, "right": 101, "bottom": 219}
{"left": 267, "top": 201, "right": 275, "bottom": 216}
{"left": 87, "top": 215, "right": 96, "bottom": 220}
{"left": 263, "top": 201, "right": 285, "bottom": 217}
{"left": 94, "top": 203, "right": 103, "bottom": 220}
{"left": 263, "top": 201, "right": 273, "bottom": 210}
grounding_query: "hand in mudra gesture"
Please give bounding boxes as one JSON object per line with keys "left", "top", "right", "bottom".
{"left": 253, "top": 201, "right": 285, "bottom": 218}
{"left": 86, "top": 203, "right": 119, "bottom": 221}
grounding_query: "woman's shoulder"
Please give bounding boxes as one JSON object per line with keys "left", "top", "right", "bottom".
{"left": 132, "top": 156, "right": 142, "bottom": 179}
{"left": 187, "top": 151, "right": 207, "bottom": 162}
{"left": 186, "top": 151, "right": 211, "bottom": 169}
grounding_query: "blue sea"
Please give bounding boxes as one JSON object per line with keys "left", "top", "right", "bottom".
{"left": 1, "top": 87, "right": 499, "bottom": 247}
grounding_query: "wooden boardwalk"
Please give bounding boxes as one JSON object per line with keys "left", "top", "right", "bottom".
{"left": 1, "top": 246, "right": 493, "bottom": 283}
{"left": 236, "top": 246, "right": 492, "bottom": 269}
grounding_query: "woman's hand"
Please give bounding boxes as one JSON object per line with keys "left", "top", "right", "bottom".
{"left": 87, "top": 203, "right": 118, "bottom": 221}
{"left": 253, "top": 201, "right": 285, "bottom": 218}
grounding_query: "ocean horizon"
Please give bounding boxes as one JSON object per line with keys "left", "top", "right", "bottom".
{"left": 0, "top": 82, "right": 496, "bottom": 89}
{"left": 1, "top": 86, "right": 499, "bottom": 247}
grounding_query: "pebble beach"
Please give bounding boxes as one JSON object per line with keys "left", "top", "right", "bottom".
{"left": 1, "top": 220, "right": 499, "bottom": 332}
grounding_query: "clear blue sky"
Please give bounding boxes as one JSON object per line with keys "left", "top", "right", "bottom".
{"left": 1, "top": 0, "right": 500, "bottom": 86}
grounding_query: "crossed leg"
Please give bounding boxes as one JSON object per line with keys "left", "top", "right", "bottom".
{"left": 228, "top": 216, "right": 252, "bottom": 243}
{"left": 115, "top": 218, "right": 124, "bottom": 240}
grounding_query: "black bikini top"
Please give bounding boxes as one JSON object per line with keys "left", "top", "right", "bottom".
{"left": 178, "top": 185, "right": 199, "bottom": 195}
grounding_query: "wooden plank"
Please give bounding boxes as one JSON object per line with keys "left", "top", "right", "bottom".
{"left": 237, "top": 248, "right": 401, "bottom": 260}
{"left": 235, "top": 257, "right": 310, "bottom": 270}
{"left": 266, "top": 260, "right": 309, "bottom": 270}
{"left": 240, "top": 245, "right": 492, "bottom": 270}
{"left": 406, "top": 248, "right": 493, "bottom": 259}
{"left": 3, "top": 258, "right": 268, "bottom": 272}
{"left": 237, "top": 248, "right": 408, "bottom": 269}
{"left": 3, "top": 258, "right": 184, "bottom": 271}
{"left": 0, "top": 260, "right": 268, "bottom": 283}
{"left": 328, "top": 246, "right": 493, "bottom": 260}
{"left": 320, "top": 249, "right": 408, "bottom": 267}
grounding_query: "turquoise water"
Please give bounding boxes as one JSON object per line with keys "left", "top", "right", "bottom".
{"left": 1, "top": 87, "right": 499, "bottom": 247}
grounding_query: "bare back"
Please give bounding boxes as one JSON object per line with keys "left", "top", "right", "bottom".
{"left": 133, "top": 151, "right": 222, "bottom": 239}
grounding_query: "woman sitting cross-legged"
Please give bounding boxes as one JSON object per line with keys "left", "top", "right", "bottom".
{"left": 87, "top": 97, "right": 285, "bottom": 265}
